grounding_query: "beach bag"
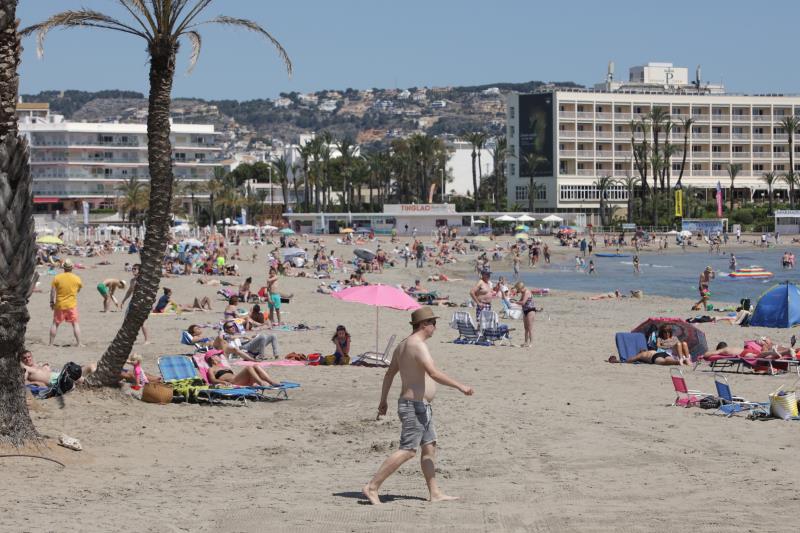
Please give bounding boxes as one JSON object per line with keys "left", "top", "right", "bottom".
{"left": 306, "top": 353, "right": 321, "bottom": 366}
{"left": 142, "top": 382, "right": 174, "bottom": 404}
{"left": 39, "top": 362, "right": 83, "bottom": 399}
{"left": 769, "top": 386, "right": 798, "bottom": 420}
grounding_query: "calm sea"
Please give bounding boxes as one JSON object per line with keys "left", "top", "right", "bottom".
{"left": 502, "top": 248, "right": 800, "bottom": 304}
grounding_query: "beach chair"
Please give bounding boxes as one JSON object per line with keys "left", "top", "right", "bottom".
{"left": 713, "top": 374, "right": 770, "bottom": 417}
{"left": 670, "top": 368, "right": 711, "bottom": 408}
{"left": 614, "top": 332, "right": 649, "bottom": 363}
{"left": 191, "top": 353, "right": 299, "bottom": 400}
{"left": 450, "top": 311, "right": 484, "bottom": 344}
{"left": 158, "top": 355, "right": 259, "bottom": 405}
{"left": 478, "top": 310, "right": 512, "bottom": 345}
{"left": 351, "top": 335, "right": 397, "bottom": 367}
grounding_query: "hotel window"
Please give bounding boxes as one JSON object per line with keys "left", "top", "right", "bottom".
{"left": 101, "top": 135, "right": 113, "bottom": 143}
{"left": 577, "top": 125, "right": 584, "bottom": 131}
{"left": 197, "top": 153, "right": 206, "bottom": 161}
{"left": 753, "top": 146, "right": 764, "bottom": 153}
{"left": 753, "top": 127, "right": 764, "bottom": 134}
{"left": 733, "top": 146, "right": 743, "bottom": 153}
{"left": 775, "top": 164, "right": 785, "bottom": 171}
{"left": 634, "top": 106, "right": 643, "bottom": 114}
{"left": 773, "top": 146, "right": 785, "bottom": 153}
{"left": 559, "top": 161, "right": 567, "bottom": 173}
{"left": 753, "top": 164, "right": 764, "bottom": 171}
{"left": 510, "top": 126, "right": 515, "bottom": 137}
{"left": 712, "top": 127, "right": 723, "bottom": 134}
{"left": 577, "top": 105, "right": 584, "bottom": 112}
{"left": 104, "top": 151, "right": 113, "bottom": 159}
{"left": 104, "top": 168, "right": 112, "bottom": 176}
{"left": 577, "top": 163, "right": 585, "bottom": 170}
{"left": 712, "top": 163, "right": 723, "bottom": 171}
{"left": 616, "top": 144, "right": 624, "bottom": 151}
{"left": 510, "top": 106, "right": 516, "bottom": 118}
{"left": 774, "top": 127, "right": 785, "bottom": 134}
{"left": 509, "top": 163, "right": 516, "bottom": 176}
{"left": 120, "top": 136, "right": 129, "bottom": 143}
{"left": 196, "top": 137, "right": 205, "bottom": 144}
{"left": 733, "top": 108, "right": 745, "bottom": 116}
{"left": 175, "top": 153, "right": 186, "bottom": 161}
{"left": 692, "top": 146, "right": 703, "bottom": 152}
{"left": 712, "top": 108, "right": 723, "bottom": 115}
{"left": 733, "top": 127, "right": 744, "bottom": 134}
{"left": 515, "top": 186, "right": 528, "bottom": 201}
{"left": 614, "top": 163, "right": 623, "bottom": 171}
{"left": 577, "top": 144, "right": 584, "bottom": 150}
{"left": 596, "top": 106, "right": 603, "bottom": 112}
{"left": 752, "top": 109, "right": 764, "bottom": 116}
{"left": 692, "top": 127, "right": 702, "bottom": 134}
{"left": 559, "top": 143, "right": 565, "bottom": 150}
{"left": 672, "top": 163, "right": 682, "bottom": 171}
{"left": 615, "top": 106, "right": 623, "bottom": 113}
{"left": 615, "top": 125, "right": 623, "bottom": 132}
{"left": 712, "top": 146, "right": 722, "bottom": 153}
{"left": 535, "top": 187, "right": 547, "bottom": 200}
{"left": 595, "top": 125, "right": 603, "bottom": 131}
{"left": 692, "top": 164, "right": 702, "bottom": 171}
{"left": 595, "top": 163, "right": 603, "bottom": 170}
{"left": 559, "top": 105, "right": 565, "bottom": 112}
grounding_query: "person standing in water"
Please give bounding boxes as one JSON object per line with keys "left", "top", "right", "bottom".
{"left": 633, "top": 255, "right": 640, "bottom": 275}
{"left": 363, "top": 307, "right": 473, "bottom": 505}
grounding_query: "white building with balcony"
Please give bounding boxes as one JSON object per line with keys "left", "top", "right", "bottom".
{"left": 506, "top": 63, "right": 800, "bottom": 213}
{"left": 19, "top": 106, "right": 222, "bottom": 213}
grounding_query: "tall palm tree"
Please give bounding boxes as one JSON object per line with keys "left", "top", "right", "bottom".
{"left": 205, "top": 169, "right": 225, "bottom": 228}
{"left": 336, "top": 136, "right": 357, "bottom": 211}
{"left": 783, "top": 172, "right": 799, "bottom": 209}
{"left": 182, "top": 179, "right": 206, "bottom": 225}
{"left": 298, "top": 142, "right": 315, "bottom": 211}
{"left": 490, "top": 136, "right": 507, "bottom": 210}
{"left": 782, "top": 116, "right": 799, "bottom": 208}
{"left": 620, "top": 174, "right": 640, "bottom": 224}
{"left": 26, "top": 1, "right": 292, "bottom": 386}
{"left": 522, "top": 152, "right": 545, "bottom": 212}
{"left": 463, "top": 132, "right": 487, "bottom": 208}
{"left": 115, "top": 175, "right": 149, "bottom": 222}
{"left": 271, "top": 156, "right": 290, "bottom": 212}
{"left": 0, "top": 0, "right": 39, "bottom": 445}
{"left": 675, "top": 118, "right": 694, "bottom": 189}
{"left": 593, "top": 176, "right": 618, "bottom": 227}
{"left": 761, "top": 172, "right": 777, "bottom": 214}
{"left": 727, "top": 163, "right": 742, "bottom": 211}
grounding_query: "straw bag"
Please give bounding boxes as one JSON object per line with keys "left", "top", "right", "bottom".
{"left": 141, "top": 382, "right": 173, "bottom": 404}
{"left": 769, "top": 386, "right": 798, "bottom": 420}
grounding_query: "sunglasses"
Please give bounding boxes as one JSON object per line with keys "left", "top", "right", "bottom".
{"left": 425, "top": 319, "right": 437, "bottom": 327}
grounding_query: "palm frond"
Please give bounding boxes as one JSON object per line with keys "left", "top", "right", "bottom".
{"left": 189, "top": 15, "right": 292, "bottom": 77}
{"left": 117, "top": 0, "right": 156, "bottom": 37}
{"left": 184, "top": 30, "right": 202, "bottom": 72}
{"left": 173, "top": 0, "right": 213, "bottom": 31}
{"left": 21, "top": 10, "right": 150, "bottom": 56}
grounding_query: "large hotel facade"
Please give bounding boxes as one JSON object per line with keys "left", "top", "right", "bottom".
{"left": 506, "top": 63, "right": 800, "bottom": 213}
{"left": 18, "top": 103, "right": 222, "bottom": 213}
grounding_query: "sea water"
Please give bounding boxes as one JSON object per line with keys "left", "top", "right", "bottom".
{"left": 505, "top": 248, "right": 800, "bottom": 303}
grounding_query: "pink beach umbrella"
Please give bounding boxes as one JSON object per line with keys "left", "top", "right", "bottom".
{"left": 331, "top": 284, "right": 421, "bottom": 351}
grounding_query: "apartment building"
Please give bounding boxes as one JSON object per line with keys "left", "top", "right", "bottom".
{"left": 506, "top": 63, "right": 800, "bottom": 212}
{"left": 19, "top": 105, "right": 222, "bottom": 213}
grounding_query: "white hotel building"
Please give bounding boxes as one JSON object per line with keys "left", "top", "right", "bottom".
{"left": 506, "top": 62, "right": 800, "bottom": 213}
{"left": 18, "top": 103, "right": 222, "bottom": 213}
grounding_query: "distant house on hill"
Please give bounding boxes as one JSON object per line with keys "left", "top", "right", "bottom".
{"left": 273, "top": 97, "right": 292, "bottom": 109}
{"left": 397, "top": 89, "right": 411, "bottom": 100}
{"left": 319, "top": 100, "right": 338, "bottom": 112}
{"left": 431, "top": 100, "right": 447, "bottom": 109}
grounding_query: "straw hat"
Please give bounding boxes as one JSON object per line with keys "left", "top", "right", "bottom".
{"left": 410, "top": 306, "right": 439, "bottom": 325}
{"left": 513, "top": 281, "right": 525, "bottom": 292}
{"left": 62, "top": 259, "right": 74, "bottom": 270}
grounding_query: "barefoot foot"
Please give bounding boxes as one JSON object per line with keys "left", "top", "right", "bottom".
{"left": 430, "top": 493, "right": 459, "bottom": 503}
{"left": 363, "top": 483, "right": 381, "bottom": 505}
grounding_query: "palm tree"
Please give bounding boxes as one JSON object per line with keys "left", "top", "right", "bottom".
{"left": 463, "top": 132, "right": 487, "bottom": 208}
{"left": 782, "top": 116, "right": 799, "bottom": 208}
{"left": 182, "top": 179, "right": 206, "bottom": 225}
{"left": 594, "top": 176, "right": 618, "bottom": 227}
{"left": 298, "top": 142, "right": 315, "bottom": 211}
{"left": 271, "top": 156, "right": 290, "bottom": 212}
{"left": 761, "top": 172, "right": 777, "bottom": 214}
{"left": 783, "top": 172, "right": 799, "bottom": 208}
{"left": 205, "top": 169, "right": 225, "bottom": 228}
{"left": 727, "top": 163, "right": 742, "bottom": 211}
{"left": 522, "top": 152, "right": 545, "bottom": 212}
{"left": 26, "top": 1, "right": 293, "bottom": 386}
{"left": 490, "top": 136, "right": 507, "bottom": 210}
{"left": 115, "top": 175, "right": 149, "bottom": 222}
{"left": 336, "top": 136, "right": 357, "bottom": 211}
{"left": 620, "top": 174, "right": 640, "bottom": 224}
{"left": 675, "top": 118, "right": 694, "bottom": 189}
{"left": 0, "top": 0, "right": 40, "bottom": 445}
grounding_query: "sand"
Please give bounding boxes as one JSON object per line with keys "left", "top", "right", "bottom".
{"left": 3, "top": 235, "right": 799, "bottom": 532}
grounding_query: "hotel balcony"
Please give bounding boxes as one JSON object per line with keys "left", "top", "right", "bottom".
{"left": 751, "top": 115, "right": 773, "bottom": 122}
{"left": 576, "top": 169, "right": 596, "bottom": 176}
{"left": 731, "top": 115, "right": 751, "bottom": 122}
{"left": 691, "top": 152, "right": 710, "bottom": 159}
{"left": 753, "top": 152, "right": 771, "bottom": 159}
{"left": 732, "top": 152, "right": 751, "bottom": 158}
{"left": 691, "top": 170, "right": 711, "bottom": 176}
{"left": 558, "top": 111, "right": 576, "bottom": 119}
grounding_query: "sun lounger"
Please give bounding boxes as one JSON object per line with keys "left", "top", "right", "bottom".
{"left": 478, "top": 310, "right": 512, "bottom": 345}
{"left": 351, "top": 335, "right": 397, "bottom": 367}
{"left": 450, "top": 311, "right": 487, "bottom": 345}
{"left": 191, "top": 353, "right": 299, "bottom": 400}
{"left": 713, "top": 374, "right": 770, "bottom": 417}
{"left": 615, "top": 332, "right": 648, "bottom": 363}
{"left": 158, "top": 355, "right": 259, "bottom": 405}
{"left": 670, "top": 368, "right": 712, "bottom": 408}
{"left": 699, "top": 354, "right": 800, "bottom": 375}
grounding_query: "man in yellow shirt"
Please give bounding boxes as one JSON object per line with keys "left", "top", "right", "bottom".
{"left": 49, "top": 259, "right": 83, "bottom": 346}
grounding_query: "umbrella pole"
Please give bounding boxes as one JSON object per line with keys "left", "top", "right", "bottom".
{"left": 376, "top": 307, "right": 380, "bottom": 352}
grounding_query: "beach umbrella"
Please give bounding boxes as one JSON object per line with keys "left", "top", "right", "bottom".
{"left": 514, "top": 224, "right": 530, "bottom": 231}
{"left": 473, "top": 219, "right": 487, "bottom": 224}
{"left": 354, "top": 248, "right": 376, "bottom": 262}
{"left": 36, "top": 235, "right": 63, "bottom": 245}
{"left": 679, "top": 230, "right": 692, "bottom": 237}
{"left": 279, "top": 228, "right": 295, "bottom": 235}
{"left": 262, "top": 225, "right": 278, "bottom": 231}
{"left": 632, "top": 318, "right": 708, "bottom": 361}
{"left": 542, "top": 214, "right": 563, "bottom": 223}
{"left": 516, "top": 214, "right": 536, "bottom": 222}
{"left": 331, "top": 284, "right": 421, "bottom": 351}
{"left": 494, "top": 214, "right": 516, "bottom": 222}
{"left": 514, "top": 233, "right": 529, "bottom": 240}
{"left": 340, "top": 228, "right": 355, "bottom": 233}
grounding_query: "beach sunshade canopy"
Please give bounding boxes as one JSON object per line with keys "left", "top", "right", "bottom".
{"left": 331, "top": 285, "right": 421, "bottom": 351}
{"left": 340, "top": 228, "right": 355, "bottom": 233}
{"left": 494, "top": 215, "right": 516, "bottom": 222}
{"left": 666, "top": 230, "right": 679, "bottom": 235}
{"left": 749, "top": 282, "right": 800, "bottom": 328}
{"left": 354, "top": 248, "right": 376, "bottom": 261}
{"left": 279, "top": 228, "right": 295, "bottom": 235}
{"left": 230, "top": 224, "right": 256, "bottom": 231}
{"left": 632, "top": 317, "right": 708, "bottom": 361}
{"left": 280, "top": 247, "right": 306, "bottom": 260}
{"left": 515, "top": 224, "right": 530, "bottom": 231}
{"left": 542, "top": 214, "right": 563, "bottom": 223}
{"left": 473, "top": 219, "right": 486, "bottom": 224}
{"left": 36, "top": 235, "right": 63, "bottom": 244}
{"left": 262, "top": 225, "right": 278, "bottom": 231}
{"left": 516, "top": 214, "right": 536, "bottom": 222}
{"left": 679, "top": 230, "right": 693, "bottom": 237}
{"left": 181, "top": 238, "right": 203, "bottom": 248}
{"left": 514, "top": 233, "right": 529, "bottom": 240}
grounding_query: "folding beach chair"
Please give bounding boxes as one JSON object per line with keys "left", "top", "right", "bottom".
{"left": 351, "top": 335, "right": 397, "bottom": 367}
{"left": 191, "top": 353, "right": 299, "bottom": 400}
{"left": 615, "top": 332, "right": 648, "bottom": 363}
{"left": 670, "top": 368, "right": 712, "bottom": 408}
{"left": 478, "top": 310, "right": 512, "bottom": 345}
{"left": 713, "top": 374, "right": 770, "bottom": 417}
{"left": 450, "top": 311, "right": 484, "bottom": 344}
{"left": 158, "top": 355, "right": 258, "bottom": 405}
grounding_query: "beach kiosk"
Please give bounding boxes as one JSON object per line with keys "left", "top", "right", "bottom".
{"left": 775, "top": 210, "right": 800, "bottom": 235}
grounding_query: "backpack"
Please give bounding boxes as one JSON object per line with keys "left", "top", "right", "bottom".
{"left": 39, "top": 362, "right": 83, "bottom": 399}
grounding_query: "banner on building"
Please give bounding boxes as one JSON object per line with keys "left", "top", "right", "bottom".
{"left": 674, "top": 188, "right": 683, "bottom": 218}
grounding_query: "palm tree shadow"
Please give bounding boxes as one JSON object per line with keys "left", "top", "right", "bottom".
{"left": 333, "top": 491, "right": 427, "bottom": 505}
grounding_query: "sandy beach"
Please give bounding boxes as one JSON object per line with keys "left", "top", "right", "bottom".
{"left": 4, "top": 235, "right": 800, "bottom": 533}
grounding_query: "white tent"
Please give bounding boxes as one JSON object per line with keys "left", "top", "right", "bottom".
{"left": 262, "top": 225, "right": 279, "bottom": 231}
{"left": 473, "top": 219, "right": 486, "bottom": 225}
{"left": 229, "top": 224, "right": 256, "bottom": 232}
{"left": 542, "top": 215, "right": 564, "bottom": 223}
{"left": 494, "top": 215, "right": 516, "bottom": 222}
{"left": 516, "top": 214, "right": 536, "bottom": 222}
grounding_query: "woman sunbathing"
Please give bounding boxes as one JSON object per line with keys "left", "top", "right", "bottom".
{"left": 205, "top": 353, "right": 279, "bottom": 387}
{"left": 655, "top": 325, "right": 691, "bottom": 366}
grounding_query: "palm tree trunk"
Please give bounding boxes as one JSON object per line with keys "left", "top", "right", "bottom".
{"left": 470, "top": 150, "right": 478, "bottom": 208}
{"left": 87, "top": 43, "right": 177, "bottom": 386}
{"left": 789, "top": 132, "right": 795, "bottom": 209}
{"left": 0, "top": 3, "right": 39, "bottom": 445}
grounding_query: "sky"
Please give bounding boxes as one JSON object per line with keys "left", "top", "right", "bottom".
{"left": 15, "top": 0, "right": 800, "bottom": 101}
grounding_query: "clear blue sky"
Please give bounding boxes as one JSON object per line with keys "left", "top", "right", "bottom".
{"left": 16, "top": 0, "right": 800, "bottom": 101}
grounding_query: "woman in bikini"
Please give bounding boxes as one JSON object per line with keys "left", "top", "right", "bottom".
{"left": 205, "top": 353, "right": 280, "bottom": 387}
{"left": 513, "top": 281, "right": 536, "bottom": 348}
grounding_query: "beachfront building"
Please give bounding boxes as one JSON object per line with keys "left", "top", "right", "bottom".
{"left": 18, "top": 104, "right": 222, "bottom": 213}
{"left": 444, "top": 139, "right": 494, "bottom": 198}
{"left": 506, "top": 62, "right": 800, "bottom": 214}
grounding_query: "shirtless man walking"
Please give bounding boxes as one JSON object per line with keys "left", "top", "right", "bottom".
{"left": 470, "top": 268, "right": 496, "bottom": 322}
{"left": 363, "top": 307, "right": 473, "bottom": 505}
